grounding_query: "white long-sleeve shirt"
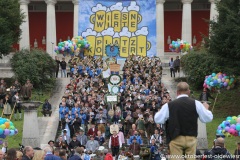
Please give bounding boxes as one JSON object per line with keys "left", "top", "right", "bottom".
{"left": 109, "top": 135, "right": 122, "bottom": 148}
{"left": 154, "top": 94, "right": 213, "bottom": 124}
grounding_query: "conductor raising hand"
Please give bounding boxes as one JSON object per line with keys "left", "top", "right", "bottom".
{"left": 154, "top": 82, "right": 213, "bottom": 160}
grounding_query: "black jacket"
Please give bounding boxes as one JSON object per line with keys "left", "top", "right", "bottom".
{"left": 60, "top": 61, "right": 67, "bottom": 69}
{"left": 22, "top": 155, "right": 31, "bottom": 160}
{"left": 68, "top": 140, "right": 81, "bottom": 150}
{"left": 205, "top": 147, "right": 233, "bottom": 160}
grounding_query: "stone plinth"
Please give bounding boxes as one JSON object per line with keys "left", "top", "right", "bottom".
{"left": 197, "top": 119, "right": 208, "bottom": 152}
{"left": 20, "top": 101, "right": 43, "bottom": 148}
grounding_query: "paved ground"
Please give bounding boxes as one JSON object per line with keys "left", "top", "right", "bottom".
{"left": 39, "top": 78, "right": 69, "bottom": 148}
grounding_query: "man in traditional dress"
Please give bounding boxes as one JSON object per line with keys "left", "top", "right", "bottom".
{"left": 21, "top": 79, "right": 33, "bottom": 100}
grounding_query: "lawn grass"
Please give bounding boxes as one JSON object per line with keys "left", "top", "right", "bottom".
{"left": 192, "top": 85, "right": 240, "bottom": 154}
{"left": 175, "top": 77, "right": 240, "bottom": 154}
{"left": 1, "top": 89, "right": 51, "bottom": 149}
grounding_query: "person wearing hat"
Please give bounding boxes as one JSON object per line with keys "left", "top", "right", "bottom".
{"left": 129, "top": 137, "right": 141, "bottom": 156}
{"left": 95, "top": 107, "right": 107, "bottom": 136}
{"left": 85, "top": 135, "right": 99, "bottom": 153}
{"left": 77, "top": 129, "right": 88, "bottom": 147}
{"left": 62, "top": 129, "right": 70, "bottom": 145}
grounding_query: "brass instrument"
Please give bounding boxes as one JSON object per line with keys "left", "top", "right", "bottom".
{"left": 72, "top": 56, "right": 81, "bottom": 64}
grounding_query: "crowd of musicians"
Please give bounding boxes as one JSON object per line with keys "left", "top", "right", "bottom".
{"left": 53, "top": 55, "right": 173, "bottom": 159}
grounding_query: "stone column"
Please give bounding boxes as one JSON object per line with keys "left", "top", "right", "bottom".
{"left": 19, "top": 0, "right": 30, "bottom": 50}
{"left": 72, "top": 0, "right": 79, "bottom": 37}
{"left": 45, "top": 0, "right": 57, "bottom": 57}
{"left": 156, "top": 0, "right": 165, "bottom": 58}
{"left": 209, "top": 0, "right": 220, "bottom": 21}
{"left": 181, "top": 0, "right": 193, "bottom": 44}
{"left": 21, "top": 102, "right": 43, "bottom": 148}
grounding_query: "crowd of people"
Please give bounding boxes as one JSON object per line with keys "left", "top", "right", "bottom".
{"left": 52, "top": 55, "right": 175, "bottom": 159}
{"left": 0, "top": 54, "right": 240, "bottom": 160}
{"left": 0, "top": 79, "right": 33, "bottom": 120}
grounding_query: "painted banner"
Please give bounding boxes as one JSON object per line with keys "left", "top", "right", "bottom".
{"left": 78, "top": 0, "right": 156, "bottom": 57}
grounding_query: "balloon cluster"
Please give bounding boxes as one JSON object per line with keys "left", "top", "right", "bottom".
{"left": 0, "top": 118, "right": 18, "bottom": 144}
{"left": 216, "top": 116, "right": 240, "bottom": 137}
{"left": 203, "top": 72, "right": 234, "bottom": 90}
{"left": 54, "top": 36, "right": 91, "bottom": 56}
{"left": 169, "top": 39, "right": 193, "bottom": 53}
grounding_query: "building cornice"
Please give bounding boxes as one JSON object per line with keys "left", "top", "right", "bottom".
{"left": 44, "top": 0, "right": 57, "bottom": 5}
{"left": 181, "top": 0, "right": 193, "bottom": 4}
{"left": 19, "top": 0, "right": 30, "bottom": 5}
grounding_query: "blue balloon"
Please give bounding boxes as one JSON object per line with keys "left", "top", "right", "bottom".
{"left": 9, "top": 130, "right": 14, "bottom": 136}
{"left": 226, "top": 116, "right": 232, "bottom": 121}
{"left": 212, "top": 73, "right": 216, "bottom": 77}
{"left": 0, "top": 134, "right": 6, "bottom": 139}
{"left": 224, "top": 121, "right": 230, "bottom": 126}
{"left": 217, "top": 130, "right": 222, "bottom": 134}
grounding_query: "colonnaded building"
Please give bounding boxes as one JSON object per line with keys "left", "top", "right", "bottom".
{"left": 16, "top": 0, "right": 219, "bottom": 58}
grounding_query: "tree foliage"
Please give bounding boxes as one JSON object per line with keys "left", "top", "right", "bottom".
{"left": 11, "top": 49, "right": 56, "bottom": 89}
{"left": 209, "top": 0, "right": 240, "bottom": 69}
{"left": 181, "top": 50, "right": 221, "bottom": 89}
{"left": 0, "top": 0, "right": 24, "bottom": 58}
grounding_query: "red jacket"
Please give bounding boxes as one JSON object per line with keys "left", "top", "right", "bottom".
{"left": 87, "top": 127, "right": 98, "bottom": 137}
{"left": 104, "top": 153, "right": 113, "bottom": 160}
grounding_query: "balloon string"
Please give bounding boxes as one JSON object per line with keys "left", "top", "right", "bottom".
{"left": 212, "top": 93, "right": 219, "bottom": 112}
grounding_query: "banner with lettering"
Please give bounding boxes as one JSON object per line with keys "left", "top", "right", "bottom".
{"left": 78, "top": 0, "right": 156, "bottom": 57}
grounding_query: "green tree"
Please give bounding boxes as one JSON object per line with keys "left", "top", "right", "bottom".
{"left": 181, "top": 50, "right": 222, "bottom": 89}
{"left": 209, "top": 0, "right": 240, "bottom": 75}
{"left": 0, "top": 0, "right": 24, "bottom": 58}
{"left": 11, "top": 49, "right": 56, "bottom": 89}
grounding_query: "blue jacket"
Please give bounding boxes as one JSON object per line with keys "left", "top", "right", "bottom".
{"left": 96, "top": 68, "right": 102, "bottom": 76}
{"left": 59, "top": 106, "right": 69, "bottom": 119}
{"left": 44, "top": 153, "right": 61, "bottom": 160}
{"left": 71, "top": 107, "right": 80, "bottom": 118}
{"left": 129, "top": 135, "right": 143, "bottom": 145}
{"left": 68, "top": 155, "right": 82, "bottom": 160}
{"left": 79, "top": 113, "right": 87, "bottom": 124}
